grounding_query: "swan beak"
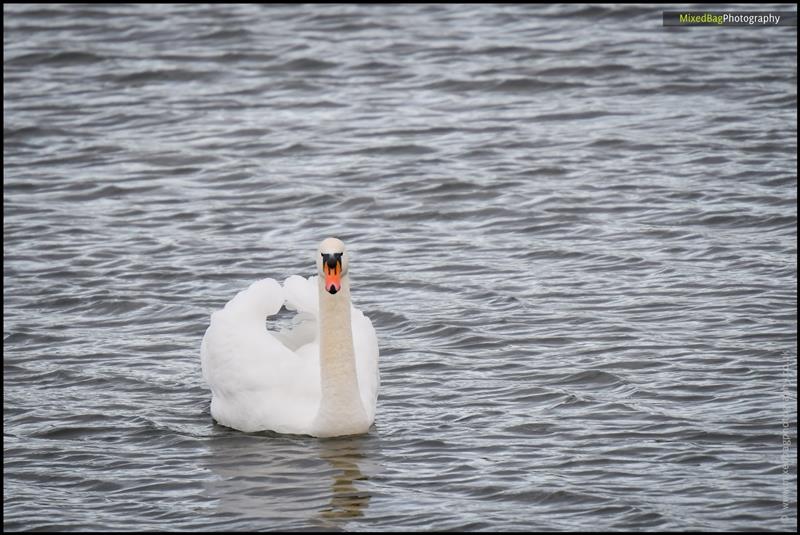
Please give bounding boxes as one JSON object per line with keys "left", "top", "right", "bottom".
{"left": 322, "top": 254, "right": 342, "bottom": 294}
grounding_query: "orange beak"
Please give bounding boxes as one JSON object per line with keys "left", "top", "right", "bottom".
{"left": 324, "top": 262, "right": 342, "bottom": 294}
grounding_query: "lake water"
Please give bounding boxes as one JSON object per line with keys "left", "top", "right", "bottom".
{"left": 3, "top": 3, "right": 797, "bottom": 531}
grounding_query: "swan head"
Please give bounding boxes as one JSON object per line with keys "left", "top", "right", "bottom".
{"left": 318, "top": 237, "right": 348, "bottom": 295}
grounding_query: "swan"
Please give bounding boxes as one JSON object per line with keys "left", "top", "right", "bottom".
{"left": 200, "top": 237, "right": 379, "bottom": 437}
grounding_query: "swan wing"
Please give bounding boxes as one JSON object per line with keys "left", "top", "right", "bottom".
{"left": 200, "top": 277, "right": 319, "bottom": 433}
{"left": 283, "top": 274, "right": 318, "bottom": 314}
{"left": 352, "top": 305, "right": 380, "bottom": 422}
{"left": 277, "top": 275, "right": 319, "bottom": 354}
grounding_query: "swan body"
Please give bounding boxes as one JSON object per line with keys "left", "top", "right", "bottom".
{"left": 200, "top": 238, "right": 379, "bottom": 437}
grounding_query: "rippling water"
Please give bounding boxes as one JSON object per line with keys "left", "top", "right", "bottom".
{"left": 4, "top": 4, "right": 797, "bottom": 531}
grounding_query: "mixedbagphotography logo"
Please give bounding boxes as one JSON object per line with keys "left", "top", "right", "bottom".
{"left": 663, "top": 10, "right": 797, "bottom": 26}
{"left": 780, "top": 350, "right": 796, "bottom": 526}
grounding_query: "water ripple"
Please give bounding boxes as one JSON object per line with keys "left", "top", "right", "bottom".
{"left": 4, "top": 2, "right": 797, "bottom": 532}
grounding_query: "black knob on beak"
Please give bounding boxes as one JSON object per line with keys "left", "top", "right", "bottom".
{"left": 321, "top": 252, "right": 343, "bottom": 271}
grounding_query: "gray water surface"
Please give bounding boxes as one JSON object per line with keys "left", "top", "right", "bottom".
{"left": 3, "top": 4, "right": 798, "bottom": 531}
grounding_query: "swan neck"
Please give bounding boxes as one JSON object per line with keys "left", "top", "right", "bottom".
{"left": 316, "top": 274, "right": 368, "bottom": 436}
{"left": 319, "top": 276, "right": 353, "bottom": 343}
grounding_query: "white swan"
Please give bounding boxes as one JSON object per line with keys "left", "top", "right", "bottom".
{"left": 200, "top": 238, "right": 379, "bottom": 437}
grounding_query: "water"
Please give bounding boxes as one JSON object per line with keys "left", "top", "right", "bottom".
{"left": 3, "top": 3, "right": 797, "bottom": 531}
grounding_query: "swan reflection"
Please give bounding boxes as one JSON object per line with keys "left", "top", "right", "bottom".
{"left": 315, "top": 435, "right": 372, "bottom": 525}
{"left": 202, "top": 429, "right": 375, "bottom": 529}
